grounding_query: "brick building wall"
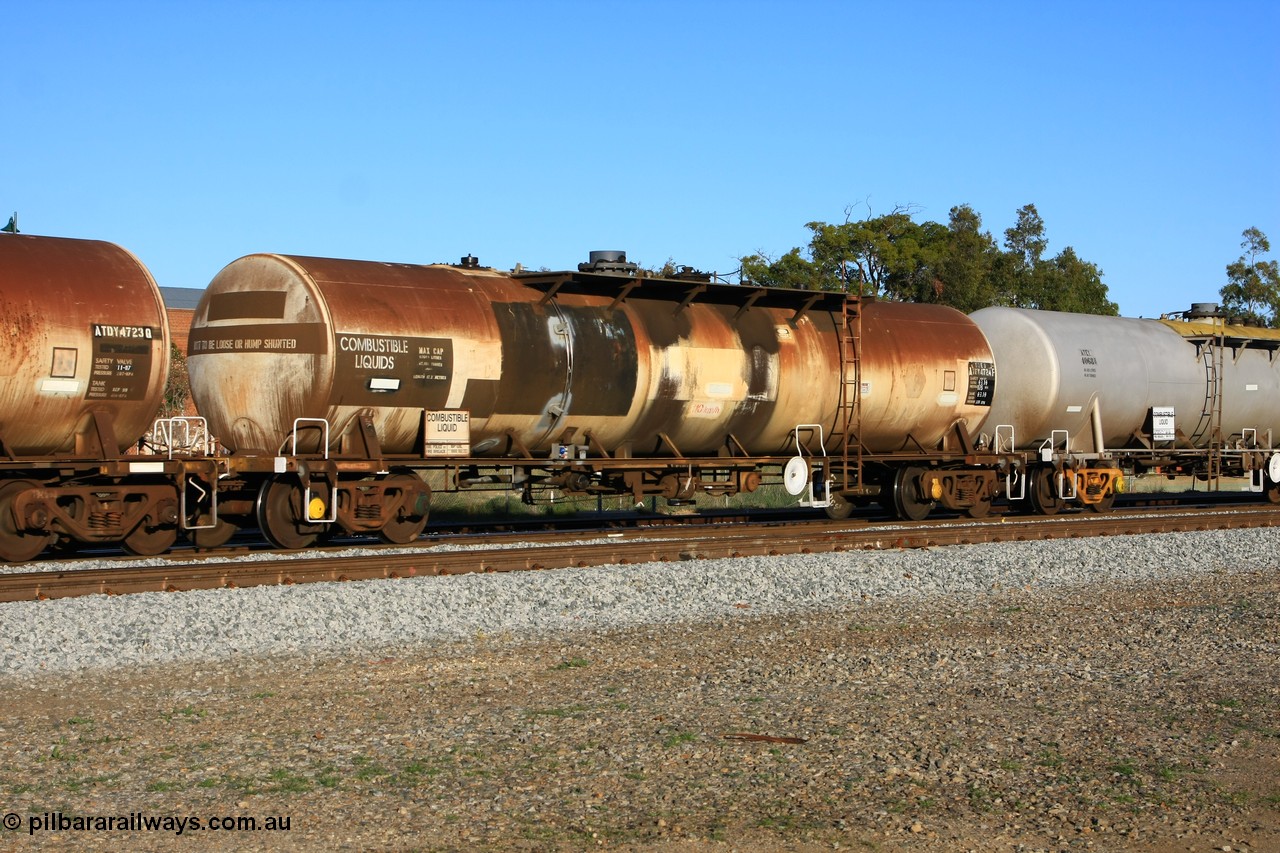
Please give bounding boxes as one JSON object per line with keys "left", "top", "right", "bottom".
{"left": 160, "top": 289, "right": 201, "bottom": 417}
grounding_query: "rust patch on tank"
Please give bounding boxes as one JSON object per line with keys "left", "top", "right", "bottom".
{"left": 0, "top": 234, "right": 169, "bottom": 454}
{"left": 856, "top": 300, "right": 995, "bottom": 451}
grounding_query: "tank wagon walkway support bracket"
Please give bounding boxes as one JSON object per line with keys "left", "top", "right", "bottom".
{"left": 513, "top": 268, "right": 852, "bottom": 318}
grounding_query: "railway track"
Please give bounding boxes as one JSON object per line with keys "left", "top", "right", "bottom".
{"left": 2, "top": 502, "right": 1275, "bottom": 603}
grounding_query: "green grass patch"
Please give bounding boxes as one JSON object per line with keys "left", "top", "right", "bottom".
{"left": 354, "top": 762, "right": 392, "bottom": 781}
{"left": 1110, "top": 760, "right": 1137, "bottom": 778}
{"left": 160, "top": 705, "right": 207, "bottom": 722}
{"left": 266, "top": 769, "right": 313, "bottom": 793}
{"left": 1037, "top": 748, "right": 1065, "bottom": 769}
{"left": 968, "top": 784, "right": 996, "bottom": 811}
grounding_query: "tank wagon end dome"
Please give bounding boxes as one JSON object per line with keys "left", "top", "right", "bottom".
{"left": 188, "top": 252, "right": 517, "bottom": 453}
{"left": 0, "top": 233, "right": 171, "bottom": 454}
{"left": 970, "top": 304, "right": 1280, "bottom": 453}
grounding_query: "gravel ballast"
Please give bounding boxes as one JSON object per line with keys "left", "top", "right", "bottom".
{"left": 1, "top": 528, "right": 1277, "bottom": 851}
{"left": 3, "top": 528, "right": 1278, "bottom": 675}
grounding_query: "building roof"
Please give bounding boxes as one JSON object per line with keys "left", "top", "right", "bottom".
{"left": 160, "top": 286, "right": 203, "bottom": 310}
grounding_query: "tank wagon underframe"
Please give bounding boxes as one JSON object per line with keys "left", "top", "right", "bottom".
{"left": 203, "top": 432, "right": 1029, "bottom": 551}
{"left": 0, "top": 233, "right": 188, "bottom": 562}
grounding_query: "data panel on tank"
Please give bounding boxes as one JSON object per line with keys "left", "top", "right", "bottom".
{"left": 965, "top": 361, "right": 995, "bottom": 406}
{"left": 424, "top": 410, "right": 470, "bottom": 457}
{"left": 87, "top": 324, "right": 159, "bottom": 401}
{"left": 1079, "top": 348, "right": 1098, "bottom": 379}
{"left": 1150, "top": 407, "right": 1176, "bottom": 441}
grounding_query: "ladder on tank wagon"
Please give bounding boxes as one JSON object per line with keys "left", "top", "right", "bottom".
{"left": 1191, "top": 324, "right": 1226, "bottom": 491}
{"left": 837, "top": 296, "right": 864, "bottom": 492}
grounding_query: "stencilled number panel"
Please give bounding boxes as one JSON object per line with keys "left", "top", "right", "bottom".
{"left": 88, "top": 324, "right": 158, "bottom": 401}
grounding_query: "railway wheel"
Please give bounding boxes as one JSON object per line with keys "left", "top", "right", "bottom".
{"left": 1086, "top": 491, "right": 1117, "bottom": 513}
{"left": 256, "top": 476, "right": 324, "bottom": 550}
{"left": 1268, "top": 482, "right": 1280, "bottom": 505}
{"left": 0, "top": 480, "right": 52, "bottom": 563}
{"left": 1028, "top": 468, "right": 1064, "bottom": 516}
{"left": 891, "top": 467, "right": 935, "bottom": 521}
{"left": 123, "top": 520, "right": 179, "bottom": 557}
{"left": 824, "top": 493, "right": 855, "bottom": 520}
{"left": 379, "top": 473, "right": 430, "bottom": 545}
{"left": 190, "top": 516, "right": 240, "bottom": 549}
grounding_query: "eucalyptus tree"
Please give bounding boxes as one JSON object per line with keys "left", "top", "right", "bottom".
{"left": 1220, "top": 227, "right": 1280, "bottom": 327}
{"left": 742, "top": 202, "right": 1117, "bottom": 315}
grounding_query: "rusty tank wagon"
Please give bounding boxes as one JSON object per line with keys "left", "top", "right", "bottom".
{"left": 186, "top": 250, "right": 1009, "bottom": 547}
{"left": 0, "top": 233, "right": 218, "bottom": 561}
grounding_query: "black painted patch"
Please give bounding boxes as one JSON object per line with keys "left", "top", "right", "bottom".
{"left": 561, "top": 305, "right": 639, "bottom": 416}
{"left": 492, "top": 303, "right": 568, "bottom": 416}
{"left": 331, "top": 334, "right": 453, "bottom": 408}
{"left": 492, "top": 303, "right": 637, "bottom": 417}
{"left": 207, "top": 290, "right": 288, "bottom": 321}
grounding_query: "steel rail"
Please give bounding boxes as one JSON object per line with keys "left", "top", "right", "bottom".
{"left": 2, "top": 504, "right": 1275, "bottom": 603}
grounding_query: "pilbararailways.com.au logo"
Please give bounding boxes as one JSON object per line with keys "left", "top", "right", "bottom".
{"left": 7, "top": 811, "right": 291, "bottom": 835}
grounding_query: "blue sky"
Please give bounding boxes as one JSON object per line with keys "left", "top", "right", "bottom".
{"left": 4, "top": 0, "right": 1277, "bottom": 319}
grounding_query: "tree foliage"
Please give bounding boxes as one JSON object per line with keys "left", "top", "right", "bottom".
{"left": 741, "top": 202, "right": 1117, "bottom": 315}
{"left": 1219, "top": 227, "right": 1280, "bottom": 327}
{"left": 159, "top": 343, "right": 191, "bottom": 419}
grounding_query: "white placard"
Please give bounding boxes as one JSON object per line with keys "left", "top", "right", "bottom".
{"left": 425, "top": 410, "right": 471, "bottom": 457}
